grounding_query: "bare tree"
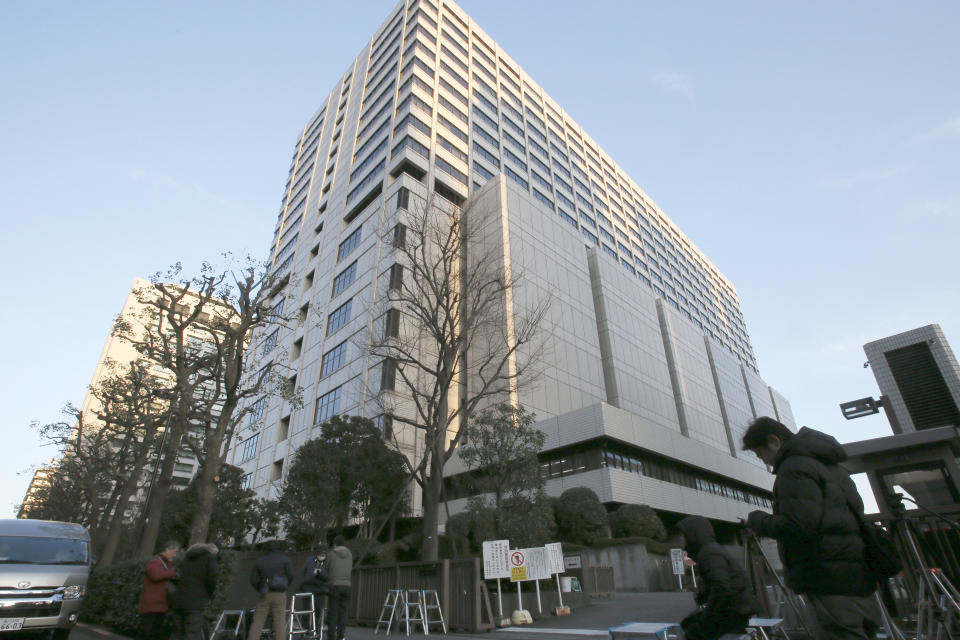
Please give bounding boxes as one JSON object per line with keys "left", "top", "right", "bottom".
{"left": 367, "top": 190, "right": 549, "bottom": 561}
{"left": 30, "top": 405, "right": 112, "bottom": 531}
{"left": 114, "top": 265, "right": 223, "bottom": 557}
{"left": 90, "top": 360, "right": 169, "bottom": 565}
{"left": 30, "top": 360, "right": 168, "bottom": 564}
{"left": 115, "top": 257, "right": 298, "bottom": 554}
{"left": 185, "top": 256, "right": 296, "bottom": 545}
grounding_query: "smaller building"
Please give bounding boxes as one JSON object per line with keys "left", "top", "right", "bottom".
{"left": 864, "top": 324, "right": 960, "bottom": 434}
{"left": 18, "top": 464, "right": 56, "bottom": 519}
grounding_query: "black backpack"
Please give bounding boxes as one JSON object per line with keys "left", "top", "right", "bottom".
{"left": 847, "top": 495, "right": 903, "bottom": 583}
{"left": 860, "top": 520, "right": 903, "bottom": 582}
{"left": 265, "top": 573, "right": 289, "bottom": 592}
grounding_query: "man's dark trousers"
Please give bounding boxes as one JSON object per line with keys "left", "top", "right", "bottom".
{"left": 327, "top": 585, "right": 351, "bottom": 640}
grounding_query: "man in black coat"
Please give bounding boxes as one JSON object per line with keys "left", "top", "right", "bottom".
{"left": 677, "top": 516, "right": 758, "bottom": 640}
{"left": 743, "top": 417, "right": 880, "bottom": 640}
{"left": 297, "top": 543, "right": 329, "bottom": 630}
{"left": 169, "top": 543, "right": 218, "bottom": 640}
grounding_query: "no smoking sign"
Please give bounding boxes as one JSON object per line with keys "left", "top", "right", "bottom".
{"left": 509, "top": 550, "right": 527, "bottom": 581}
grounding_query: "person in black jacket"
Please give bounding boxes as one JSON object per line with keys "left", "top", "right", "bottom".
{"left": 297, "top": 543, "right": 329, "bottom": 630}
{"left": 677, "top": 516, "right": 758, "bottom": 640}
{"left": 248, "top": 541, "right": 294, "bottom": 640}
{"left": 169, "top": 543, "right": 218, "bottom": 640}
{"left": 743, "top": 417, "right": 880, "bottom": 640}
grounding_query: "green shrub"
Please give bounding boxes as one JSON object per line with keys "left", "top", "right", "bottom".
{"left": 499, "top": 492, "right": 556, "bottom": 548}
{"left": 80, "top": 560, "right": 143, "bottom": 636}
{"left": 609, "top": 504, "right": 667, "bottom": 540}
{"left": 553, "top": 487, "right": 608, "bottom": 546}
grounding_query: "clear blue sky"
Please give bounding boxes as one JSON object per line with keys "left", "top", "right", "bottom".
{"left": 2, "top": 1, "right": 957, "bottom": 515}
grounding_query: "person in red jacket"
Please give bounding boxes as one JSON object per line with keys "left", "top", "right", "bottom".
{"left": 137, "top": 540, "right": 180, "bottom": 640}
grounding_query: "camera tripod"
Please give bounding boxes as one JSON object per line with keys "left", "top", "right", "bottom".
{"left": 885, "top": 494, "right": 960, "bottom": 640}
{"left": 742, "top": 529, "right": 813, "bottom": 638}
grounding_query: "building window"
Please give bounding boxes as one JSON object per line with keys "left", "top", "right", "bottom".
{"left": 240, "top": 433, "right": 260, "bottom": 462}
{"left": 384, "top": 308, "right": 401, "bottom": 339}
{"left": 397, "top": 187, "right": 410, "bottom": 210}
{"left": 473, "top": 161, "right": 495, "bottom": 181}
{"left": 261, "top": 329, "right": 279, "bottom": 355}
{"left": 248, "top": 398, "right": 266, "bottom": 425}
{"left": 393, "top": 223, "right": 406, "bottom": 249}
{"left": 381, "top": 358, "right": 398, "bottom": 391}
{"left": 327, "top": 299, "right": 353, "bottom": 336}
{"left": 321, "top": 341, "right": 348, "bottom": 378}
{"left": 314, "top": 386, "right": 342, "bottom": 424}
{"left": 240, "top": 473, "right": 252, "bottom": 490}
{"left": 332, "top": 261, "right": 358, "bottom": 297}
{"left": 377, "top": 414, "right": 394, "bottom": 439}
{"left": 338, "top": 227, "right": 363, "bottom": 261}
{"left": 270, "top": 460, "right": 283, "bottom": 483}
{"left": 388, "top": 263, "right": 404, "bottom": 290}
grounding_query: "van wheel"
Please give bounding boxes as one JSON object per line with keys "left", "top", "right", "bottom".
{"left": 51, "top": 630, "right": 72, "bottom": 640}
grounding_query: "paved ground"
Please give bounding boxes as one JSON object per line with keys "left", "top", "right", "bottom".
{"left": 71, "top": 592, "right": 697, "bottom": 640}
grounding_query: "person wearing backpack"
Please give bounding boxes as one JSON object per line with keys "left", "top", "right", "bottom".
{"left": 742, "top": 417, "right": 880, "bottom": 640}
{"left": 247, "top": 541, "right": 294, "bottom": 640}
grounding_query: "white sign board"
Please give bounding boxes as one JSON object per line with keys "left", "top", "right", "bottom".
{"left": 521, "top": 547, "right": 552, "bottom": 581}
{"left": 563, "top": 555, "right": 581, "bottom": 570}
{"left": 545, "top": 542, "right": 565, "bottom": 575}
{"left": 482, "top": 540, "right": 511, "bottom": 579}
{"left": 670, "top": 548, "right": 685, "bottom": 575}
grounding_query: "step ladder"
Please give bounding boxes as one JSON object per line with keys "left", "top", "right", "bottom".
{"left": 288, "top": 592, "right": 316, "bottom": 639}
{"left": 316, "top": 604, "right": 327, "bottom": 640}
{"left": 421, "top": 589, "right": 446, "bottom": 635}
{"left": 376, "top": 589, "right": 405, "bottom": 635}
{"left": 746, "top": 618, "right": 785, "bottom": 640}
{"left": 211, "top": 609, "right": 246, "bottom": 639}
{"left": 404, "top": 589, "right": 425, "bottom": 636}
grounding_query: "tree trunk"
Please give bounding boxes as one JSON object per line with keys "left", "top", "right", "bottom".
{"left": 138, "top": 413, "right": 186, "bottom": 558}
{"left": 420, "top": 435, "right": 446, "bottom": 561}
{"left": 100, "top": 446, "right": 154, "bottom": 566}
{"left": 188, "top": 423, "right": 227, "bottom": 545}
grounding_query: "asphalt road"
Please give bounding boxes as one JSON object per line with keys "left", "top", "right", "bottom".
{"left": 69, "top": 592, "right": 698, "bottom": 640}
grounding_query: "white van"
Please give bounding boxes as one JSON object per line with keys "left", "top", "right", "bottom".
{"left": 0, "top": 520, "right": 91, "bottom": 639}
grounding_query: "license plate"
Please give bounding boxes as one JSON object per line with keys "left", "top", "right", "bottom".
{"left": 0, "top": 619, "right": 23, "bottom": 631}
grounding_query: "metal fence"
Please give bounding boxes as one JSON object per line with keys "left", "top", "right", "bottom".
{"left": 348, "top": 558, "right": 495, "bottom": 632}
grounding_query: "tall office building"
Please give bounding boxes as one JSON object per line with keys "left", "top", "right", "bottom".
{"left": 863, "top": 324, "right": 960, "bottom": 434}
{"left": 229, "top": 0, "right": 795, "bottom": 523}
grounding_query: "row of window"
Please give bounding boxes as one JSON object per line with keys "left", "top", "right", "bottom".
{"left": 443, "top": 439, "right": 772, "bottom": 510}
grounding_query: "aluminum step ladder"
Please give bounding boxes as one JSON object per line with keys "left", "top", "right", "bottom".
{"left": 421, "top": 589, "right": 446, "bottom": 635}
{"left": 403, "top": 589, "right": 425, "bottom": 636}
{"left": 211, "top": 609, "right": 246, "bottom": 639}
{"left": 375, "top": 589, "right": 405, "bottom": 635}
{"left": 288, "top": 592, "right": 316, "bottom": 639}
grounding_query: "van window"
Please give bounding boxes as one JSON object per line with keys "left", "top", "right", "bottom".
{"left": 0, "top": 536, "right": 89, "bottom": 565}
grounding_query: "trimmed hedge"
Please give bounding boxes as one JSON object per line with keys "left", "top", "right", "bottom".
{"left": 80, "top": 550, "right": 240, "bottom": 636}
{"left": 80, "top": 559, "right": 144, "bottom": 636}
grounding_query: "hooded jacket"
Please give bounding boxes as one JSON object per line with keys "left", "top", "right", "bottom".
{"left": 746, "top": 427, "right": 874, "bottom": 596}
{"left": 677, "top": 517, "right": 757, "bottom": 618}
{"left": 170, "top": 543, "right": 219, "bottom": 612}
{"left": 326, "top": 545, "right": 353, "bottom": 588}
{"left": 138, "top": 554, "right": 177, "bottom": 614}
